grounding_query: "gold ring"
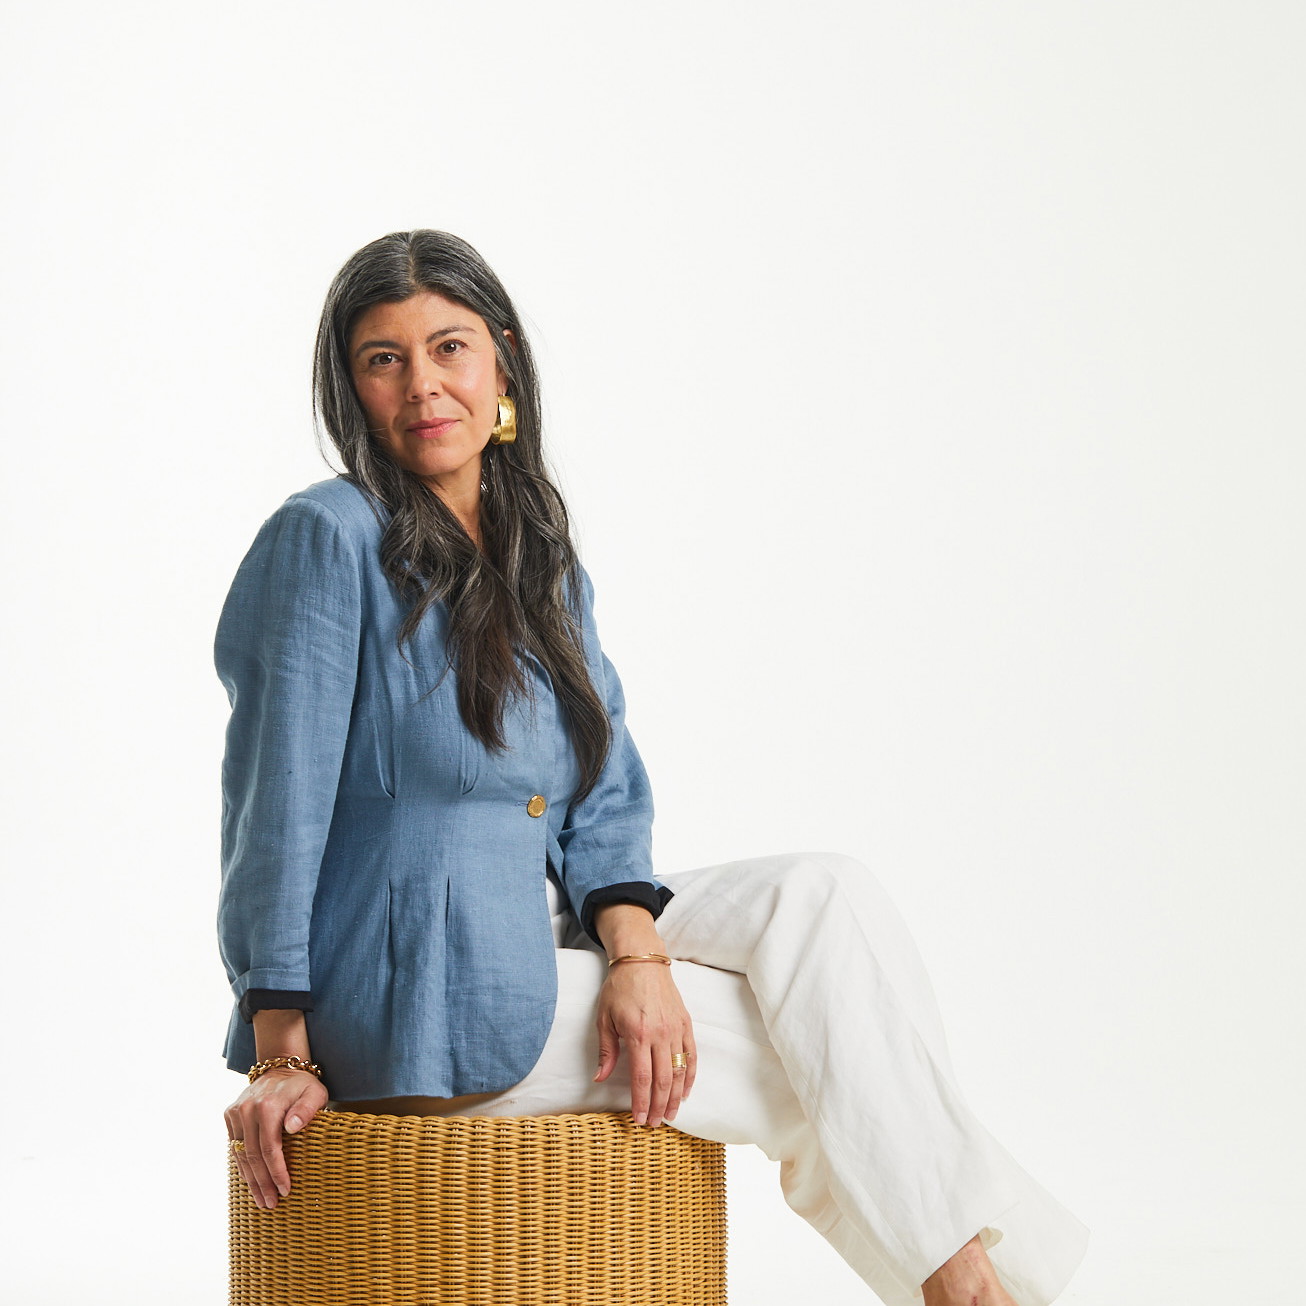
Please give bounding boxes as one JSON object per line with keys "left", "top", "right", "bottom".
{"left": 670, "top": 1052, "right": 688, "bottom": 1070}
{"left": 230, "top": 1138, "right": 247, "bottom": 1154}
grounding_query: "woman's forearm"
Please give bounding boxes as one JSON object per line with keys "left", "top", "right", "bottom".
{"left": 252, "top": 1009, "right": 313, "bottom": 1062}
{"left": 592, "top": 902, "right": 665, "bottom": 959}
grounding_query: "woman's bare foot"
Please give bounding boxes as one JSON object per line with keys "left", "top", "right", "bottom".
{"left": 920, "top": 1234, "right": 1018, "bottom": 1306}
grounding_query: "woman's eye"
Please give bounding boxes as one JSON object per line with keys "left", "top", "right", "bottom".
{"left": 437, "top": 339, "right": 465, "bottom": 355}
{"left": 368, "top": 352, "right": 399, "bottom": 367}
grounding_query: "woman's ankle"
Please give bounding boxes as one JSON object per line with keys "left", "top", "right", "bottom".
{"left": 921, "top": 1235, "right": 1016, "bottom": 1306}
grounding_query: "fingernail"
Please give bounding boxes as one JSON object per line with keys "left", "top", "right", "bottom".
{"left": 277, "top": 1182, "right": 290, "bottom": 1196}
{"left": 634, "top": 1112, "right": 647, "bottom": 1126}
{"left": 287, "top": 1115, "right": 301, "bottom": 1131}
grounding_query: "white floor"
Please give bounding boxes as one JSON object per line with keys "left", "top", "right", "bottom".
{"left": 725, "top": 1148, "right": 1298, "bottom": 1306}
{"left": 5, "top": 1136, "right": 1294, "bottom": 1304}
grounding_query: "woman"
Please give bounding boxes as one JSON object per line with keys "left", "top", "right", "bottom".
{"left": 218, "top": 230, "right": 1088, "bottom": 1306}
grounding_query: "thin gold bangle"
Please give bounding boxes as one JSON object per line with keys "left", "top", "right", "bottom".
{"left": 607, "top": 953, "right": 672, "bottom": 967}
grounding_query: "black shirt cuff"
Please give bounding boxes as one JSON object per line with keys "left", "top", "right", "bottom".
{"left": 239, "top": 989, "right": 315, "bottom": 1023}
{"left": 580, "top": 882, "right": 674, "bottom": 947}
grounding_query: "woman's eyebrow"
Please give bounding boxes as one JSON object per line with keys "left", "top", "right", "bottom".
{"left": 352, "top": 327, "right": 477, "bottom": 358}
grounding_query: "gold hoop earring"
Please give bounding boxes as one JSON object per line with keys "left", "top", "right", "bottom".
{"left": 489, "top": 395, "right": 517, "bottom": 445}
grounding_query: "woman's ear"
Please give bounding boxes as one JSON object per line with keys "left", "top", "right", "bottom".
{"left": 497, "top": 328, "right": 518, "bottom": 394}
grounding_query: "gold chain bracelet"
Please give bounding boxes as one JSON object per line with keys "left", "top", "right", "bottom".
{"left": 247, "top": 1055, "right": 324, "bottom": 1083}
{"left": 607, "top": 952, "right": 672, "bottom": 968}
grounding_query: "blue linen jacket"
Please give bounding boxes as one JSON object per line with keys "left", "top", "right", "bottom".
{"left": 215, "top": 476, "right": 669, "bottom": 1100}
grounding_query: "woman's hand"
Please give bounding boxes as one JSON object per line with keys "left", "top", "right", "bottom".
{"left": 225, "top": 1011, "right": 326, "bottom": 1209}
{"left": 594, "top": 960, "right": 697, "bottom": 1127}
{"left": 591, "top": 901, "right": 696, "bottom": 1129}
{"left": 225, "top": 1068, "right": 328, "bottom": 1209}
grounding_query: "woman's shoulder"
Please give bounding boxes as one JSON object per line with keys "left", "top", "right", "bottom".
{"left": 229, "top": 478, "right": 388, "bottom": 585}
{"left": 219, "top": 479, "right": 389, "bottom": 626}
{"left": 251, "top": 477, "right": 390, "bottom": 556}
{"left": 278, "top": 476, "right": 387, "bottom": 535}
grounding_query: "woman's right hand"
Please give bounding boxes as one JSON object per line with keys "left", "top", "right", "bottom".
{"left": 224, "top": 1068, "right": 328, "bottom": 1209}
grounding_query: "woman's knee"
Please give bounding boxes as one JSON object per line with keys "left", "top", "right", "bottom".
{"left": 757, "top": 850, "right": 877, "bottom": 906}
{"left": 659, "top": 851, "right": 886, "bottom": 948}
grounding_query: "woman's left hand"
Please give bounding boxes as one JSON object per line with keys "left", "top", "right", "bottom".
{"left": 593, "top": 950, "right": 697, "bottom": 1128}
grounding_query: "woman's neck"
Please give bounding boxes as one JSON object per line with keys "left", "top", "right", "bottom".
{"left": 422, "top": 471, "right": 483, "bottom": 552}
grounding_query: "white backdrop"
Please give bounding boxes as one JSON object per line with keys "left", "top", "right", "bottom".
{"left": 2, "top": 3, "right": 1302, "bottom": 1303}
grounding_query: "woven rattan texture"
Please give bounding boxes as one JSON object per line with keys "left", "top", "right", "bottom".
{"left": 228, "top": 1110, "right": 728, "bottom": 1305}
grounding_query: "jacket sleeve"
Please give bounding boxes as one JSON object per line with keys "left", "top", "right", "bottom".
{"left": 214, "top": 495, "right": 362, "bottom": 1008}
{"left": 557, "top": 565, "right": 672, "bottom": 944}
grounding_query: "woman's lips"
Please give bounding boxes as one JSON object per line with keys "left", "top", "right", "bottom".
{"left": 408, "top": 418, "right": 459, "bottom": 438}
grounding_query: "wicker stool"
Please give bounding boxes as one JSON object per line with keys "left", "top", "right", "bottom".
{"left": 228, "top": 1110, "right": 728, "bottom": 1305}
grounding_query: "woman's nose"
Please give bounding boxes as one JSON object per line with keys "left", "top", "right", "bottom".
{"left": 407, "top": 356, "right": 443, "bottom": 400}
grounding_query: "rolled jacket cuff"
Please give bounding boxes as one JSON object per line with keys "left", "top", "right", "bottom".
{"left": 239, "top": 988, "right": 315, "bottom": 1023}
{"left": 580, "top": 881, "right": 674, "bottom": 947}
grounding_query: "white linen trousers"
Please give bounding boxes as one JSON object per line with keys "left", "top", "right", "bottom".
{"left": 401, "top": 851, "right": 1090, "bottom": 1306}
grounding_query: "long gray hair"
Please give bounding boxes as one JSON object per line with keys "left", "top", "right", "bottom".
{"left": 312, "top": 230, "right": 611, "bottom": 799}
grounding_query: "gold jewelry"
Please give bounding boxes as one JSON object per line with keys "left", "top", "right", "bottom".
{"left": 229, "top": 1138, "right": 247, "bottom": 1154}
{"left": 607, "top": 953, "right": 672, "bottom": 967}
{"left": 488, "top": 394, "right": 517, "bottom": 444}
{"left": 247, "top": 1055, "right": 323, "bottom": 1084}
{"left": 670, "top": 1053, "right": 689, "bottom": 1070}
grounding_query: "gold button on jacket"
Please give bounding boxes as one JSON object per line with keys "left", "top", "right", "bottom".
{"left": 526, "top": 794, "right": 547, "bottom": 818}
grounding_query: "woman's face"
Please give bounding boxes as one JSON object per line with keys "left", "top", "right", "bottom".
{"left": 348, "top": 290, "right": 512, "bottom": 497}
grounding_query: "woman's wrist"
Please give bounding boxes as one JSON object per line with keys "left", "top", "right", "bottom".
{"left": 248, "top": 1055, "right": 323, "bottom": 1084}
{"left": 592, "top": 901, "right": 665, "bottom": 959}
{"left": 251, "top": 1008, "right": 312, "bottom": 1062}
